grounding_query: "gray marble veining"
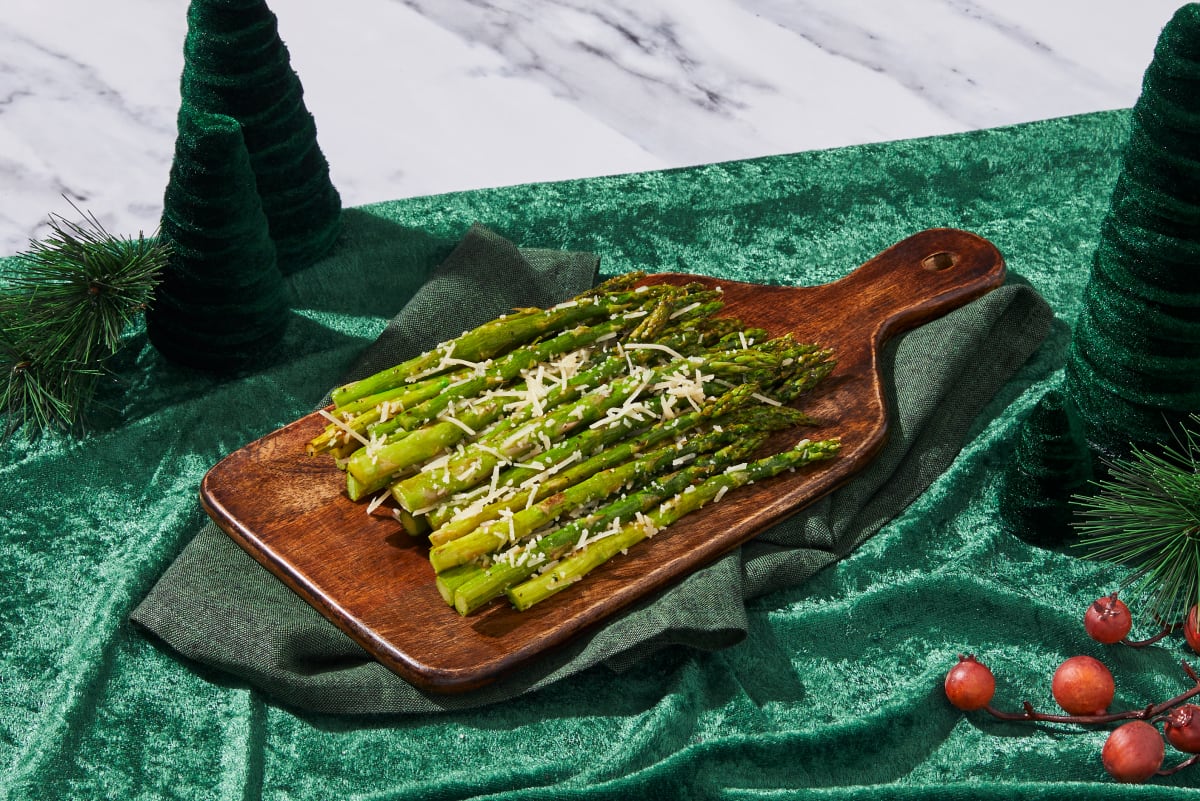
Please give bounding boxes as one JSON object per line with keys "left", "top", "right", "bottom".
{"left": 0, "top": 0, "right": 1185, "bottom": 255}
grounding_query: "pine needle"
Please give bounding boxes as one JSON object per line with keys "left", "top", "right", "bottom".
{"left": 1, "top": 207, "right": 168, "bottom": 363}
{"left": 1074, "top": 415, "right": 1200, "bottom": 626}
{"left": 0, "top": 204, "right": 169, "bottom": 436}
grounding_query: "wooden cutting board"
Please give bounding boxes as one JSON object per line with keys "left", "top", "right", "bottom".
{"left": 200, "top": 227, "right": 1005, "bottom": 693}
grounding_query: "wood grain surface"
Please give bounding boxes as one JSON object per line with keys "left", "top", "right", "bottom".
{"left": 200, "top": 227, "right": 1005, "bottom": 693}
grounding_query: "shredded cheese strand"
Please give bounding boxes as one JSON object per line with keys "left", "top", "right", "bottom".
{"left": 317, "top": 409, "right": 372, "bottom": 449}
{"left": 439, "top": 415, "right": 477, "bottom": 436}
{"left": 622, "top": 342, "right": 686, "bottom": 362}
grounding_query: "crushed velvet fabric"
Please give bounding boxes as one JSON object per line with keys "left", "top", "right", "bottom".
{"left": 6, "top": 110, "right": 1194, "bottom": 798}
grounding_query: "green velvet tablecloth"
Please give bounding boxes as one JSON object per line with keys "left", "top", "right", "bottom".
{"left": 4, "top": 109, "right": 1197, "bottom": 798}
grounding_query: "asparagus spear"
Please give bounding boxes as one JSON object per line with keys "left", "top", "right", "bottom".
{"left": 427, "top": 388, "right": 811, "bottom": 546}
{"left": 449, "top": 435, "right": 769, "bottom": 614}
{"left": 428, "top": 423, "right": 754, "bottom": 573}
{"left": 342, "top": 317, "right": 630, "bottom": 496}
{"left": 330, "top": 284, "right": 669, "bottom": 407}
{"left": 391, "top": 359, "right": 683, "bottom": 512}
{"left": 307, "top": 369, "right": 473, "bottom": 457}
{"left": 345, "top": 343, "right": 632, "bottom": 499}
{"left": 346, "top": 406, "right": 519, "bottom": 501}
{"left": 573, "top": 270, "right": 649, "bottom": 298}
{"left": 505, "top": 437, "right": 842, "bottom": 611}
{"left": 361, "top": 338, "right": 625, "bottom": 449}
{"left": 420, "top": 316, "right": 753, "bottom": 530}
{"left": 335, "top": 271, "right": 649, "bottom": 414}
{"left": 393, "top": 335, "right": 819, "bottom": 513}
{"left": 394, "top": 507, "right": 430, "bottom": 537}
{"left": 376, "top": 317, "right": 626, "bottom": 435}
{"left": 426, "top": 385, "right": 804, "bottom": 547}
{"left": 348, "top": 357, "right": 619, "bottom": 501}
{"left": 774, "top": 358, "right": 837, "bottom": 403}
{"left": 345, "top": 290, "right": 732, "bottom": 497}
{"left": 434, "top": 563, "right": 481, "bottom": 605}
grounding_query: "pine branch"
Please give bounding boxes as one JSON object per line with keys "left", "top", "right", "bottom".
{"left": 0, "top": 205, "right": 169, "bottom": 436}
{"left": 0, "top": 323, "right": 100, "bottom": 436}
{"left": 1075, "top": 415, "right": 1200, "bottom": 626}
{"left": 1, "top": 207, "right": 168, "bottom": 363}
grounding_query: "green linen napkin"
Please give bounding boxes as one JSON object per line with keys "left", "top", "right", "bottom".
{"left": 131, "top": 223, "right": 1052, "bottom": 714}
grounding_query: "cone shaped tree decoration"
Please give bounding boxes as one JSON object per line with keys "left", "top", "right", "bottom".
{"left": 998, "top": 387, "right": 1094, "bottom": 547}
{"left": 146, "top": 106, "right": 289, "bottom": 370}
{"left": 1063, "top": 4, "right": 1200, "bottom": 458}
{"left": 180, "top": 0, "right": 341, "bottom": 273}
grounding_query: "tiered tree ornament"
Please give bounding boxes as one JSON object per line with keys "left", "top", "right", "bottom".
{"left": 997, "top": 387, "right": 1093, "bottom": 546}
{"left": 180, "top": 0, "right": 341, "bottom": 273}
{"left": 1063, "top": 3, "right": 1200, "bottom": 459}
{"left": 146, "top": 106, "right": 289, "bottom": 370}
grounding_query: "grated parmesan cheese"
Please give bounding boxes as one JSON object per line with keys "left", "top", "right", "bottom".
{"left": 623, "top": 342, "right": 686, "bottom": 361}
{"left": 441, "top": 357, "right": 487, "bottom": 371}
{"left": 669, "top": 301, "right": 701, "bottom": 320}
{"left": 318, "top": 409, "right": 372, "bottom": 449}
{"left": 439, "top": 414, "right": 477, "bottom": 436}
{"left": 365, "top": 430, "right": 387, "bottom": 465}
{"left": 420, "top": 451, "right": 455, "bottom": 474}
{"left": 366, "top": 491, "right": 390, "bottom": 515}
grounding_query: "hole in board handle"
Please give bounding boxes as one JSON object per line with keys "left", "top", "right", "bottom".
{"left": 921, "top": 251, "right": 956, "bottom": 271}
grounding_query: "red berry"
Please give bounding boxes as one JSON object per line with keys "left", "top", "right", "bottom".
{"left": 1186, "top": 606, "right": 1200, "bottom": 654}
{"left": 1084, "top": 594, "right": 1132, "bottom": 644}
{"left": 944, "top": 654, "right": 996, "bottom": 711}
{"left": 1102, "top": 720, "right": 1164, "bottom": 783}
{"left": 1165, "top": 704, "right": 1200, "bottom": 753}
{"left": 1051, "top": 655, "right": 1115, "bottom": 716}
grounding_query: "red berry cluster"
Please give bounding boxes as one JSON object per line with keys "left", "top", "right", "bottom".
{"left": 944, "top": 595, "right": 1200, "bottom": 783}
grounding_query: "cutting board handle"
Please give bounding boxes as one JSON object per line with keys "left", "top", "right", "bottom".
{"left": 819, "top": 227, "right": 1006, "bottom": 348}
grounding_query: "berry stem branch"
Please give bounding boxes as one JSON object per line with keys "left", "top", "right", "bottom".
{"left": 1123, "top": 622, "right": 1183, "bottom": 648}
{"left": 983, "top": 660, "right": 1200, "bottom": 725}
{"left": 1158, "top": 753, "right": 1200, "bottom": 777}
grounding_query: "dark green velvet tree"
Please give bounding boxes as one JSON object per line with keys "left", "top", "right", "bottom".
{"left": 146, "top": 106, "right": 289, "bottom": 369}
{"left": 1064, "top": 4, "right": 1200, "bottom": 458}
{"left": 180, "top": 0, "right": 341, "bottom": 273}
{"left": 997, "top": 387, "right": 1093, "bottom": 547}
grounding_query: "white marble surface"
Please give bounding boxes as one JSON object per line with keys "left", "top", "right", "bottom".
{"left": 0, "top": 0, "right": 1187, "bottom": 256}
